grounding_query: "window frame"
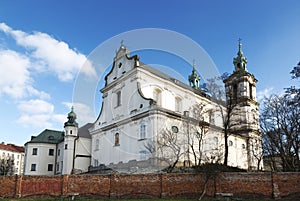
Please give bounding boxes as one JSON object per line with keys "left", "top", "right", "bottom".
{"left": 31, "top": 164, "right": 36, "bottom": 171}
{"left": 49, "top": 148, "right": 54, "bottom": 156}
{"left": 48, "top": 164, "right": 53, "bottom": 171}
{"left": 32, "top": 148, "right": 38, "bottom": 155}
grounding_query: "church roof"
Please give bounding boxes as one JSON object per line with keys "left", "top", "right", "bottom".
{"left": 26, "top": 129, "right": 64, "bottom": 145}
{"left": 78, "top": 123, "right": 93, "bottom": 139}
{"left": 139, "top": 62, "right": 208, "bottom": 98}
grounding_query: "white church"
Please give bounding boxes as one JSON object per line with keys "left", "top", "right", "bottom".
{"left": 23, "top": 42, "right": 263, "bottom": 175}
{"left": 89, "top": 42, "right": 262, "bottom": 172}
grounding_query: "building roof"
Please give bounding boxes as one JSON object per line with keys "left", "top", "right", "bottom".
{"left": 78, "top": 123, "right": 93, "bottom": 139}
{"left": 27, "top": 129, "right": 64, "bottom": 144}
{"left": 0, "top": 143, "right": 24, "bottom": 153}
{"left": 139, "top": 62, "right": 209, "bottom": 98}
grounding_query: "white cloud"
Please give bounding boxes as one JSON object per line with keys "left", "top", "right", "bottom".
{"left": 17, "top": 99, "right": 64, "bottom": 128}
{"left": 257, "top": 87, "right": 274, "bottom": 102}
{"left": 0, "top": 22, "right": 97, "bottom": 82}
{"left": 0, "top": 49, "right": 50, "bottom": 99}
{"left": 18, "top": 99, "right": 54, "bottom": 114}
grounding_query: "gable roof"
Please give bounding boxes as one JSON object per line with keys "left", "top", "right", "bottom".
{"left": 27, "top": 129, "right": 64, "bottom": 144}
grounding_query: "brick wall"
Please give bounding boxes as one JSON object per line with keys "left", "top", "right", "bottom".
{"left": 0, "top": 172, "right": 299, "bottom": 199}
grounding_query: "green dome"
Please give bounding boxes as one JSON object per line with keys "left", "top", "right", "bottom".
{"left": 64, "top": 106, "right": 78, "bottom": 127}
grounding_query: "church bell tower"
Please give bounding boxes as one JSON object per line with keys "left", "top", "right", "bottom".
{"left": 62, "top": 107, "right": 78, "bottom": 174}
{"left": 223, "top": 40, "right": 262, "bottom": 170}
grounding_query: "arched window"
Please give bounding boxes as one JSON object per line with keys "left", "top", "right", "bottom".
{"left": 116, "top": 91, "right": 121, "bottom": 107}
{"left": 114, "top": 133, "right": 120, "bottom": 146}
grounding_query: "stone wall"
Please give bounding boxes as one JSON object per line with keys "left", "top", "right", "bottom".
{"left": 0, "top": 172, "right": 299, "bottom": 199}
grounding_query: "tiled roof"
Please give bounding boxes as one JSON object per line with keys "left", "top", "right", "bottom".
{"left": 27, "top": 129, "right": 64, "bottom": 144}
{"left": 0, "top": 143, "right": 24, "bottom": 153}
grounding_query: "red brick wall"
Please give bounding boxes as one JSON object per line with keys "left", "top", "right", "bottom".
{"left": 216, "top": 172, "right": 273, "bottom": 198}
{"left": 20, "top": 175, "right": 62, "bottom": 197}
{"left": 0, "top": 176, "right": 16, "bottom": 197}
{"left": 0, "top": 172, "right": 299, "bottom": 199}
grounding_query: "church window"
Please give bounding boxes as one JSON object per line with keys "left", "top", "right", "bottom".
{"left": 229, "top": 140, "right": 233, "bottom": 146}
{"left": 32, "top": 148, "right": 38, "bottom": 155}
{"left": 175, "top": 97, "right": 182, "bottom": 112}
{"left": 242, "top": 144, "right": 246, "bottom": 149}
{"left": 118, "top": 62, "right": 122, "bottom": 68}
{"left": 153, "top": 89, "right": 161, "bottom": 105}
{"left": 95, "top": 139, "right": 99, "bottom": 151}
{"left": 140, "top": 124, "right": 146, "bottom": 139}
{"left": 65, "top": 144, "right": 68, "bottom": 149}
{"left": 213, "top": 137, "right": 218, "bottom": 149}
{"left": 233, "top": 84, "right": 238, "bottom": 102}
{"left": 172, "top": 126, "right": 179, "bottom": 133}
{"left": 70, "top": 130, "right": 73, "bottom": 134}
{"left": 139, "top": 150, "right": 147, "bottom": 161}
{"left": 114, "top": 133, "right": 120, "bottom": 146}
{"left": 116, "top": 91, "right": 121, "bottom": 107}
{"left": 94, "top": 159, "right": 99, "bottom": 166}
{"left": 209, "top": 110, "right": 215, "bottom": 124}
{"left": 249, "top": 83, "right": 253, "bottom": 99}
{"left": 57, "top": 149, "right": 60, "bottom": 156}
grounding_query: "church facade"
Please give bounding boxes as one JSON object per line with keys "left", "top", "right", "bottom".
{"left": 89, "top": 42, "right": 263, "bottom": 172}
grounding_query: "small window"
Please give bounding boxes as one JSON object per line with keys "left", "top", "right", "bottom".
{"left": 249, "top": 83, "right": 253, "bottom": 99}
{"left": 95, "top": 139, "right": 100, "bottom": 151}
{"left": 32, "top": 148, "right": 38, "bottom": 155}
{"left": 139, "top": 150, "right": 147, "bottom": 161}
{"left": 209, "top": 110, "right": 215, "bottom": 124}
{"left": 70, "top": 130, "right": 73, "bottom": 134}
{"left": 116, "top": 91, "right": 121, "bottom": 107}
{"left": 65, "top": 144, "right": 68, "bottom": 149}
{"left": 242, "top": 144, "right": 246, "bottom": 149}
{"left": 118, "top": 62, "right": 122, "bottom": 68}
{"left": 56, "top": 163, "right": 60, "bottom": 172}
{"left": 140, "top": 124, "right": 146, "bottom": 139}
{"left": 171, "top": 126, "right": 178, "bottom": 133}
{"left": 229, "top": 140, "right": 233, "bottom": 146}
{"left": 48, "top": 164, "right": 53, "bottom": 171}
{"left": 114, "top": 133, "right": 120, "bottom": 146}
{"left": 31, "top": 164, "right": 36, "bottom": 171}
{"left": 49, "top": 149, "right": 54, "bottom": 156}
{"left": 57, "top": 149, "right": 60, "bottom": 156}
{"left": 175, "top": 97, "right": 182, "bottom": 112}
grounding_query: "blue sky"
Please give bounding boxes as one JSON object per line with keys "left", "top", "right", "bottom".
{"left": 0, "top": 0, "right": 299, "bottom": 145}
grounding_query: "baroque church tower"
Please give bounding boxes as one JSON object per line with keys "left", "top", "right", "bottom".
{"left": 62, "top": 107, "right": 79, "bottom": 174}
{"left": 223, "top": 40, "right": 262, "bottom": 170}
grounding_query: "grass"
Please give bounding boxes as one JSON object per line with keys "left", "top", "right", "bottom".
{"left": 0, "top": 198, "right": 299, "bottom": 201}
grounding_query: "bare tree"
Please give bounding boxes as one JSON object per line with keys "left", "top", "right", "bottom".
{"left": 188, "top": 103, "right": 210, "bottom": 166}
{"left": 260, "top": 94, "right": 300, "bottom": 171}
{"left": 145, "top": 128, "right": 185, "bottom": 173}
{"left": 0, "top": 157, "right": 15, "bottom": 176}
{"left": 206, "top": 75, "right": 241, "bottom": 166}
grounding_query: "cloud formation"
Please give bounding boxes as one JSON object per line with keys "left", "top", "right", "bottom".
{"left": 0, "top": 22, "right": 96, "bottom": 82}
{"left": 0, "top": 23, "right": 96, "bottom": 129}
{"left": 17, "top": 99, "right": 64, "bottom": 128}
